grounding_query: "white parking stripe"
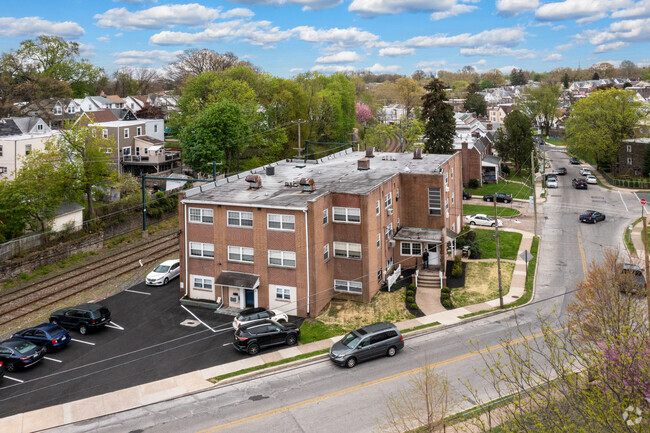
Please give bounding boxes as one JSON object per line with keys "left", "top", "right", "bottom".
{"left": 3, "top": 376, "right": 24, "bottom": 383}
{"left": 105, "top": 321, "right": 124, "bottom": 330}
{"left": 222, "top": 343, "right": 231, "bottom": 346}
{"left": 181, "top": 305, "right": 217, "bottom": 333}
{"left": 619, "top": 190, "right": 629, "bottom": 212}
{"left": 44, "top": 356, "right": 63, "bottom": 363}
{"left": 125, "top": 289, "right": 151, "bottom": 295}
{"left": 71, "top": 338, "right": 95, "bottom": 345}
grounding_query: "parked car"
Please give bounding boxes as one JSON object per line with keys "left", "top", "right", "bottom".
{"left": 572, "top": 178, "right": 588, "bottom": 189}
{"left": 49, "top": 303, "right": 111, "bottom": 335}
{"left": 579, "top": 168, "right": 592, "bottom": 176}
{"left": 554, "top": 167, "right": 567, "bottom": 175}
{"left": 547, "top": 178, "right": 558, "bottom": 188}
{"left": 579, "top": 210, "right": 605, "bottom": 223}
{"left": 545, "top": 173, "right": 558, "bottom": 182}
{"left": 463, "top": 190, "right": 472, "bottom": 200}
{"left": 232, "top": 307, "right": 289, "bottom": 329}
{"left": 621, "top": 264, "right": 647, "bottom": 294}
{"left": 465, "top": 214, "right": 503, "bottom": 227}
{"left": 482, "top": 192, "right": 512, "bottom": 203}
{"left": 0, "top": 361, "right": 4, "bottom": 380}
{"left": 0, "top": 339, "right": 46, "bottom": 372}
{"left": 12, "top": 323, "right": 70, "bottom": 352}
{"left": 585, "top": 175, "right": 597, "bottom": 184}
{"left": 146, "top": 259, "right": 181, "bottom": 286}
{"left": 570, "top": 157, "right": 580, "bottom": 165}
{"left": 329, "top": 322, "right": 404, "bottom": 368}
{"left": 233, "top": 319, "right": 300, "bottom": 355}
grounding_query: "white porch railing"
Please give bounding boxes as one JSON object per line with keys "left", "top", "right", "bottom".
{"left": 439, "top": 270, "right": 443, "bottom": 289}
{"left": 387, "top": 264, "right": 402, "bottom": 292}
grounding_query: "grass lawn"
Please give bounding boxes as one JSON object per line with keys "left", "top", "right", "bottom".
{"left": 463, "top": 204, "right": 520, "bottom": 217}
{"left": 299, "top": 289, "right": 415, "bottom": 344}
{"left": 451, "top": 262, "right": 515, "bottom": 307}
{"left": 466, "top": 182, "right": 532, "bottom": 200}
{"left": 471, "top": 228, "right": 523, "bottom": 260}
{"left": 544, "top": 137, "right": 565, "bottom": 146}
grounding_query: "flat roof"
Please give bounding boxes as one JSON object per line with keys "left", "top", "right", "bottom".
{"left": 182, "top": 149, "right": 454, "bottom": 209}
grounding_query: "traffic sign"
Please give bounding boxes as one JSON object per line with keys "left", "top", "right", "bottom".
{"left": 641, "top": 199, "right": 647, "bottom": 205}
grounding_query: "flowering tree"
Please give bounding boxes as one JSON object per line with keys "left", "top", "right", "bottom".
{"left": 355, "top": 101, "right": 373, "bottom": 124}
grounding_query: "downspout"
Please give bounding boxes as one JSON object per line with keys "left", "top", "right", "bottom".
{"left": 184, "top": 201, "right": 189, "bottom": 298}
{"left": 117, "top": 127, "right": 121, "bottom": 176}
{"left": 303, "top": 210, "right": 310, "bottom": 316}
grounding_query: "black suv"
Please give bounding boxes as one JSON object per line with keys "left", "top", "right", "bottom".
{"left": 482, "top": 192, "right": 513, "bottom": 203}
{"left": 49, "top": 303, "right": 111, "bottom": 335}
{"left": 233, "top": 319, "right": 300, "bottom": 355}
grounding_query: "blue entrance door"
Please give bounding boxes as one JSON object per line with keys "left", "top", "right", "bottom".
{"left": 245, "top": 289, "right": 255, "bottom": 308}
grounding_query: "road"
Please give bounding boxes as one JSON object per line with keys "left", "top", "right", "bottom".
{"left": 40, "top": 149, "right": 646, "bottom": 432}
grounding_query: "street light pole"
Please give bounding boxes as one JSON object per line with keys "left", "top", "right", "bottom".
{"left": 493, "top": 196, "right": 504, "bottom": 308}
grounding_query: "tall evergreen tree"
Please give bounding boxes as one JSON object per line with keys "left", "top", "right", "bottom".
{"left": 562, "top": 73, "right": 570, "bottom": 89}
{"left": 420, "top": 78, "right": 455, "bottom": 154}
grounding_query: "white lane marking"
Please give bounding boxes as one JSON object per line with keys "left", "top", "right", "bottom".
{"left": 222, "top": 343, "right": 231, "bottom": 346}
{"left": 3, "top": 375, "right": 24, "bottom": 383}
{"left": 44, "top": 356, "right": 63, "bottom": 363}
{"left": 71, "top": 338, "right": 95, "bottom": 345}
{"left": 105, "top": 321, "right": 124, "bottom": 330}
{"left": 181, "top": 305, "right": 216, "bottom": 333}
{"left": 125, "top": 289, "right": 151, "bottom": 295}
{"left": 619, "top": 190, "right": 629, "bottom": 212}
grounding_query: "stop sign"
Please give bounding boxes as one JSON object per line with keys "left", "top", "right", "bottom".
{"left": 641, "top": 199, "right": 647, "bottom": 205}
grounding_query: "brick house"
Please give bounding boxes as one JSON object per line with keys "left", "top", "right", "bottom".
{"left": 177, "top": 149, "right": 463, "bottom": 318}
{"left": 616, "top": 138, "right": 650, "bottom": 176}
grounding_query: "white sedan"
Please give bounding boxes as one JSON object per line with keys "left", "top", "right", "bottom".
{"left": 547, "top": 178, "right": 558, "bottom": 188}
{"left": 465, "top": 214, "right": 503, "bottom": 227}
{"left": 146, "top": 259, "right": 181, "bottom": 285}
{"left": 585, "top": 175, "right": 597, "bottom": 184}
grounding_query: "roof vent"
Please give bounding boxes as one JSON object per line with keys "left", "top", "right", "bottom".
{"left": 358, "top": 158, "right": 370, "bottom": 170}
{"left": 245, "top": 174, "right": 262, "bottom": 189}
{"left": 413, "top": 148, "right": 423, "bottom": 159}
{"left": 266, "top": 166, "right": 275, "bottom": 176}
{"left": 365, "top": 147, "right": 375, "bottom": 158}
{"left": 299, "top": 177, "right": 315, "bottom": 192}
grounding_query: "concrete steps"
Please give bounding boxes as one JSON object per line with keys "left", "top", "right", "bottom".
{"left": 415, "top": 270, "right": 446, "bottom": 315}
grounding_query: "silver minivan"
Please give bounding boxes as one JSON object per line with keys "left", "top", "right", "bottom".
{"left": 329, "top": 322, "right": 404, "bottom": 368}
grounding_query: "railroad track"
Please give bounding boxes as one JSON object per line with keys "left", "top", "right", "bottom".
{"left": 0, "top": 231, "right": 180, "bottom": 327}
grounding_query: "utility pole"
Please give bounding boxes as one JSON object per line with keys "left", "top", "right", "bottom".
{"left": 493, "top": 196, "right": 504, "bottom": 308}
{"left": 531, "top": 149, "right": 537, "bottom": 238}
{"left": 293, "top": 119, "right": 307, "bottom": 159}
{"left": 643, "top": 205, "right": 650, "bottom": 322}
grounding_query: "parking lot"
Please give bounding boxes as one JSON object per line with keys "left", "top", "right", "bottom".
{"left": 0, "top": 277, "right": 298, "bottom": 418}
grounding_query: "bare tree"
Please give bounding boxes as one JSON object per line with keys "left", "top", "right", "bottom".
{"left": 165, "top": 49, "right": 254, "bottom": 87}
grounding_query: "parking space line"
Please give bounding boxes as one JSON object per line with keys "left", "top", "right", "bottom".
{"left": 125, "top": 289, "right": 151, "bottom": 295}
{"left": 222, "top": 343, "right": 231, "bottom": 346}
{"left": 619, "top": 191, "right": 629, "bottom": 212}
{"left": 181, "top": 305, "right": 217, "bottom": 333}
{"left": 71, "top": 338, "right": 95, "bottom": 345}
{"left": 105, "top": 321, "right": 124, "bottom": 330}
{"left": 3, "top": 376, "right": 24, "bottom": 383}
{"left": 44, "top": 356, "right": 63, "bottom": 363}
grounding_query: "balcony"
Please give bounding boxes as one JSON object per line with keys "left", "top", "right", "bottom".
{"left": 122, "top": 151, "right": 180, "bottom": 165}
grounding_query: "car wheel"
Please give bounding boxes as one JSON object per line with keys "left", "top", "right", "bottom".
{"left": 345, "top": 357, "right": 357, "bottom": 368}
{"left": 286, "top": 334, "right": 297, "bottom": 346}
{"left": 277, "top": 318, "right": 287, "bottom": 323}
{"left": 79, "top": 325, "right": 88, "bottom": 335}
{"left": 491, "top": 223, "right": 495, "bottom": 227}
{"left": 50, "top": 318, "right": 59, "bottom": 325}
{"left": 5, "top": 362, "right": 16, "bottom": 373}
{"left": 387, "top": 346, "right": 397, "bottom": 357}
{"left": 247, "top": 343, "right": 260, "bottom": 355}
{"left": 469, "top": 221, "right": 475, "bottom": 225}
{"left": 163, "top": 277, "right": 169, "bottom": 285}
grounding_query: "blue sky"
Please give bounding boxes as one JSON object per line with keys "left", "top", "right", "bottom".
{"left": 1, "top": 0, "right": 650, "bottom": 78}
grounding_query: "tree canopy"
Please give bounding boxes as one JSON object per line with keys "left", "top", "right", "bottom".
{"left": 518, "top": 83, "right": 562, "bottom": 136}
{"left": 420, "top": 78, "right": 455, "bottom": 154}
{"left": 464, "top": 92, "right": 487, "bottom": 117}
{"left": 494, "top": 109, "right": 534, "bottom": 174}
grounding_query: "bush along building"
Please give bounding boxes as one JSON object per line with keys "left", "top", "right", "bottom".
{"left": 178, "top": 148, "right": 463, "bottom": 318}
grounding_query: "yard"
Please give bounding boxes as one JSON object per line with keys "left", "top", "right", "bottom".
{"left": 466, "top": 181, "right": 532, "bottom": 199}
{"left": 463, "top": 204, "right": 520, "bottom": 217}
{"left": 470, "top": 228, "right": 523, "bottom": 260}
{"left": 451, "top": 262, "right": 515, "bottom": 307}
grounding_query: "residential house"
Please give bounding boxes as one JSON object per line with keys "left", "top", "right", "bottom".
{"left": 453, "top": 113, "right": 499, "bottom": 185}
{"left": 381, "top": 104, "right": 406, "bottom": 124}
{"left": 177, "top": 148, "right": 463, "bottom": 317}
{"left": 487, "top": 104, "right": 514, "bottom": 125}
{"left": 0, "top": 117, "right": 57, "bottom": 180}
{"left": 616, "top": 138, "right": 650, "bottom": 176}
{"left": 122, "top": 135, "right": 180, "bottom": 175}
{"left": 51, "top": 201, "right": 84, "bottom": 232}
{"left": 125, "top": 95, "right": 148, "bottom": 113}
{"left": 19, "top": 98, "right": 78, "bottom": 129}
{"left": 105, "top": 95, "right": 126, "bottom": 110}
{"left": 78, "top": 95, "right": 112, "bottom": 112}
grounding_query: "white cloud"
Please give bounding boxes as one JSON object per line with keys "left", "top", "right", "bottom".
{"left": 150, "top": 20, "right": 294, "bottom": 46}
{"left": 584, "top": 17, "right": 650, "bottom": 45}
{"left": 315, "top": 51, "right": 361, "bottom": 63}
{"left": 95, "top": 4, "right": 224, "bottom": 29}
{"left": 97, "top": 36, "right": 110, "bottom": 43}
{"left": 431, "top": 4, "right": 478, "bottom": 20}
{"left": 543, "top": 53, "right": 563, "bottom": 61}
{"left": 497, "top": 0, "right": 539, "bottom": 16}
{"left": 348, "top": 0, "right": 457, "bottom": 17}
{"left": 460, "top": 46, "right": 537, "bottom": 58}
{"left": 111, "top": 49, "right": 184, "bottom": 65}
{"left": 310, "top": 64, "right": 356, "bottom": 73}
{"left": 294, "top": 26, "right": 380, "bottom": 49}
{"left": 535, "top": 0, "right": 631, "bottom": 22}
{"left": 115, "top": 33, "right": 123, "bottom": 37}
{"left": 416, "top": 59, "right": 447, "bottom": 67}
{"left": 78, "top": 43, "right": 95, "bottom": 57}
{"left": 403, "top": 27, "right": 525, "bottom": 48}
{"left": 555, "top": 42, "right": 573, "bottom": 50}
{"left": 474, "top": 59, "right": 487, "bottom": 65}
{"left": 498, "top": 65, "right": 519, "bottom": 74}
{"left": 363, "top": 63, "right": 401, "bottom": 73}
{"left": 113, "top": 0, "right": 158, "bottom": 3}
{"left": 378, "top": 47, "right": 415, "bottom": 56}
{"left": 290, "top": 67, "right": 304, "bottom": 73}
{"left": 0, "top": 17, "right": 84, "bottom": 39}
{"left": 221, "top": 8, "right": 255, "bottom": 18}
{"left": 552, "top": 25, "right": 566, "bottom": 30}
{"left": 593, "top": 41, "right": 629, "bottom": 52}
{"left": 227, "top": 0, "right": 343, "bottom": 11}
{"left": 611, "top": 0, "right": 650, "bottom": 18}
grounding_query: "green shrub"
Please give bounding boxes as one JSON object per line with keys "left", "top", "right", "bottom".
{"left": 451, "top": 255, "right": 463, "bottom": 278}
{"left": 441, "top": 287, "right": 450, "bottom": 295}
{"left": 406, "top": 296, "right": 415, "bottom": 303}
{"left": 501, "top": 164, "right": 511, "bottom": 176}
{"left": 410, "top": 303, "right": 419, "bottom": 310}
{"left": 442, "top": 299, "right": 452, "bottom": 309}
{"left": 468, "top": 178, "right": 480, "bottom": 189}
{"left": 409, "top": 283, "right": 416, "bottom": 290}
{"left": 406, "top": 290, "right": 414, "bottom": 296}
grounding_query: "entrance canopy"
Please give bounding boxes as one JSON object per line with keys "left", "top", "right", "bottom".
{"left": 393, "top": 227, "right": 443, "bottom": 243}
{"left": 215, "top": 271, "right": 260, "bottom": 290}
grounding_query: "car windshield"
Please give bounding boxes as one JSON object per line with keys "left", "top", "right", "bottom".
{"left": 341, "top": 332, "right": 361, "bottom": 349}
{"left": 154, "top": 265, "right": 170, "bottom": 273}
{"left": 14, "top": 341, "right": 37, "bottom": 354}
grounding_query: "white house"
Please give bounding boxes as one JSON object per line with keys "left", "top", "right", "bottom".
{"left": 0, "top": 117, "right": 57, "bottom": 180}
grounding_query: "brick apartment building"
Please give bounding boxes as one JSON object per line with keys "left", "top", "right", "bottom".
{"left": 616, "top": 138, "right": 650, "bottom": 176}
{"left": 178, "top": 148, "right": 463, "bottom": 318}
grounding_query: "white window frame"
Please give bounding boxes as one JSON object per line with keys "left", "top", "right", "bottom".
{"left": 324, "top": 243, "right": 330, "bottom": 261}
{"left": 627, "top": 158, "right": 633, "bottom": 165}
{"left": 333, "top": 207, "right": 361, "bottom": 223}
{"left": 334, "top": 279, "right": 362, "bottom": 294}
{"left": 385, "top": 192, "right": 393, "bottom": 209}
{"left": 275, "top": 286, "right": 291, "bottom": 301}
{"left": 333, "top": 242, "right": 362, "bottom": 259}
{"left": 136, "top": 126, "right": 142, "bottom": 136}
{"left": 191, "top": 275, "right": 214, "bottom": 292}
{"left": 124, "top": 128, "right": 129, "bottom": 139}
{"left": 396, "top": 187, "right": 400, "bottom": 201}
{"left": 428, "top": 187, "right": 442, "bottom": 215}
{"left": 268, "top": 250, "right": 296, "bottom": 268}
{"left": 627, "top": 145, "right": 632, "bottom": 152}
{"left": 123, "top": 147, "right": 131, "bottom": 156}
{"left": 445, "top": 198, "right": 449, "bottom": 211}
{"left": 377, "top": 233, "right": 381, "bottom": 249}
{"left": 0, "top": 145, "right": 3, "bottom": 157}
{"left": 323, "top": 208, "right": 329, "bottom": 225}
{"left": 228, "top": 246, "right": 254, "bottom": 263}
{"left": 189, "top": 242, "right": 214, "bottom": 258}
{"left": 227, "top": 210, "right": 253, "bottom": 227}
{"left": 267, "top": 214, "right": 295, "bottom": 231}
{"left": 451, "top": 168, "right": 454, "bottom": 179}
{"left": 451, "top": 192, "right": 455, "bottom": 205}
{"left": 0, "top": 167, "right": 7, "bottom": 174}
{"left": 376, "top": 200, "right": 380, "bottom": 215}
{"left": 385, "top": 222, "right": 393, "bottom": 239}
{"left": 102, "top": 129, "right": 108, "bottom": 139}
{"left": 37, "top": 123, "right": 44, "bottom": 131}
{"left": 401, "top": 242, "right": 422, "bottom": 256}
{"left": 445, "top": 173, "right": 449, "bottom": 185}
{"left": 189, "top": 208, "right": 214, "bottom": 224}
{"left": 25, "top": 144, "right": 32, "bottom": 155}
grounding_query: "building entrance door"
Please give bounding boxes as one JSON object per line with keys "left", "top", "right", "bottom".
{"left": 427, "top": 244, "right": 440, "bottom": 266}
{"left": 245, "top": 289, "right": 255, "bottom": 308}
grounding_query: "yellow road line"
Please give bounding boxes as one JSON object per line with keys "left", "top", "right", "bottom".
{"left": 577, "top": 231, "right": 587, "bottom": 276}
{"left": 198, "top": 330, "right": 546, "bottom": 433}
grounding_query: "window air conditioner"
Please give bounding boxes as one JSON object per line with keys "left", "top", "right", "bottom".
{"left": 387, "top": 208, "right": 393, "bottom": 216}
{"left": 388, "top": 239, "right": 396, "bottom": 248}
{"left": 445, "top": 186, "right": 449, "bottom": 192}
{"left": 229, "top": 294, "right": 240, "bottom": 304}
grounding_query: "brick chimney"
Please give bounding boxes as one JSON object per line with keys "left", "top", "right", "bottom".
{"left": 486, "top": 122, "right": 493, "bottom": 131}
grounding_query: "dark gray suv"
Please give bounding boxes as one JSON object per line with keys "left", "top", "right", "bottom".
{"left": 329, "top": 322, "right": 404, "bottom": 368}
{"left": 49, "top": 303, "right": 111, "bottom": 335}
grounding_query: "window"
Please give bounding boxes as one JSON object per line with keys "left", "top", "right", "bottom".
{"left": 324, "top": 243, "right": 330, "bottom": 261}
{"left": 268, "top": 250, "right": 296, "bottom": 268}
{"left": 228, "top": 246, "right": 254, "bottom": 263}
{"left": 192, "top": 275, "right": 214, "bottom": 292}
{"left": 189, "top": 208, "right": 214, "bottom": 224}
{"left": 401, "top": 242, "right": 422, "bottom": 256}
{"left": 144, "top": 147, "right": 149, "bottom": 155}
{"left": 377, "top": 233, "right": 381, "bottom": 248}
{"left": 136, "top": 127, "right": 142, "bottom": 136}
{"left": 452, "top": 192, "right": 455, "bottom": 205}
{"left": 25, "top": 144, "right": 31, "bottom": 155}
{"left": 135, "top": 147, "right": 140, "bottom": 156}
{"left": 628, "top": 158, "right": 633, "bottom": 165}
{"left": 104, "top": 147, "right": 112, "bottom": 154}
{"left": 227, "top": 210, "right": 253, "bottom": 227}
{"left": 154, "top": 125, "right": 158, "bottom": 133}
{"left": 102, "top": 129, "right": 108, "bottom": 139}
{"left": 334, "top": 279, "right": 362, "bottom": 294}
{"left": 428, "top": 187, "right": 442, "bottom": 215}
{"left": 333, "top": 207, "right": 361, "bottom": 223}
{"left": 333, "top": 242, "right": 361, "bottom": 259}
{"left": 627, "top": 145, "right": 632, "bottom": 153}
{"left": 189, "top": 242, "right": 214, "bottom": 258}
{"left": 91, "top": 129, "right": 96, "bottom": 137}
{"left": 452, "top": 222, "right": 456, "bottom": 232}
{"left": 386, "top": 257, "right": 393, "bottom": 271}
{"left": 0, "top": 145, "right": 3, "bottom": 157}
{"left": 445, "top": 198, "right": 449, "bottom": 212}
{"left": 385, "top": 192, "right": 392, "bottom": 209}
{"left": 267, "top": 214, "right": 295, "bottom": 231}
{"left": 276, "top": 287, "right": 291, "bottom": 301}
{"left": 445, "top": 173, "right": 449, "bottom": 185}
{"left": 377, "top": 269, "right": 382, "bottom": 282}
{"left": 376, "top": 200, "right": 380, "bottom": 215}
{"left": 396, "top": 187, "right": 400, "bottom": 201}
{"left": 451, "top": 167, "right": 454, "bottom": 179}
{"left": 0, "top": 167, "right": 7, "bottom": 174}
{"left": 37, "top": 124, "right": 43, "bottom": 131}
{"left": 53, "top": 106, "right": 61, "bottom": 115}
{"left": 385, "top": 222, "right": 393, "bottom": 239}
{"left": 124, "top": 128, "right": 129, "bottom": 139}
{"left": 323, "top": 209, "right": 328, "bottom": 225}
{"left": 123, "top": 147, "right": 131, "bottom": 156}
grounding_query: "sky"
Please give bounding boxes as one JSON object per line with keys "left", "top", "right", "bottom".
{"left": 2, "top": 0, "right": 650, "bottom": 79}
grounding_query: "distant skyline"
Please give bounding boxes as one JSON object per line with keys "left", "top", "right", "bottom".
{"left": 2, "top": 0, "right": 650, "bottom": 78}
